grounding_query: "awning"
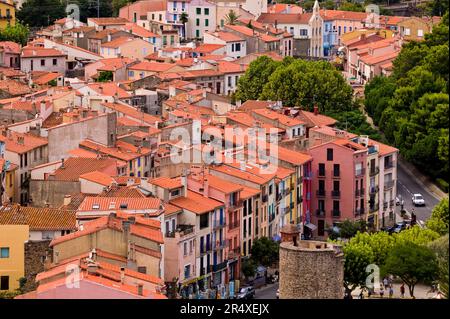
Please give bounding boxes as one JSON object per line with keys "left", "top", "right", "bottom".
{"left": 304, "top": 223, "right": 317, "bottom": 231}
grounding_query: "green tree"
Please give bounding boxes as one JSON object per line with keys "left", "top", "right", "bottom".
{"left": 96, "top": 71, "right": 114, "bottom": 82}
{"left": 0, "top": 22, "right": 30, "bottom": 46}
{"left": 393, "top": 225, "right": 440, "bottom": 246}
{"left": 112, "top": 0, "right": 134, "bottom": 17}
{"left": 426, "top": 198, "right": 449, "bottom": 236}
{"left": 249, "top": 237, "right": 279, "bottom": 267}
{"left": 241, "top": 258, "right": 256, "bottom": 280}
{"left": 224, "top": 10, "right": 240, "bottom": 25}
{"left": 235, "top": 55, "right": 282, "bottom": 102}
{"left": 76, "top": 0, "right": 114, "bottom": 21}
{"left": 17, "top": 0, "right": 65, "bottom": 27}
{"left": 179, "top": 12, "right": 189, "bottom": 40}
{"left": 328, "top": 219, "right": 367, "bottom": 240}
{"left": 343, "top": 241, "right": 375, "bottom": 297}
{"left": 382, "top": 242, "right": 439, "bottom": 298}
{"left": 339, "top": 1, "right": 364, "bottom": 12}
{"left": 428, "top": 234, "right": 449, "bottom": 298}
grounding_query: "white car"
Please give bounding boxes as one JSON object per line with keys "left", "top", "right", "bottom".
{"left": 412, "top": 194, "right": 425, "bottom": 206}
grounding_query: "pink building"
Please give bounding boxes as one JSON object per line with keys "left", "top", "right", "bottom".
{"left": 187, "top": 167, "right": 243, "bottom": 284}
{"left": 308, "top": 138, "right": 368, "bottom": 239}
{"left": 0, "top": 41, "right": 21, "bottom": 68}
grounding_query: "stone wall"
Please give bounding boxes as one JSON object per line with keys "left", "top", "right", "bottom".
{"left": 279, "top": 241, "right": 344, "bottom": 299}
{"left": 23, "top": 240, "right": 52, "bottom": 293}
{"left": 30, "top": 180, "right": 81, "bottom": 208}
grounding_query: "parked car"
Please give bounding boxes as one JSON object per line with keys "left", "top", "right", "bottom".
{"left": 236, "top": 286, "right": 255, "bottom": 299}
{"left": 388, "top": 221, "right": 411, "bottom": 234}
{"left": 412, "top": 193, "right": 425, "bottom": 206}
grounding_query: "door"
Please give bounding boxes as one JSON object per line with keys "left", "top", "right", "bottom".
{"left": 0, "top": 276, "right": 9, "bottom": 290}
{"left": 216, "top": 82, "right": 221, "bottom": 94}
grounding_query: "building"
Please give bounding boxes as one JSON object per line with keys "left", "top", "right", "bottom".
{"left": 397, "top": 16, "right": 439, "bottom": 42}
{"left": 0, "top": 0, "right": 15, "bottom": 29}
{"left": 100, "top": 37, "right": 155, "bottom": 60}
{"left": 309, "top": 0, "right": 323, "bottom": 58}
{"left": 20, "top": 47, "right": 67, "bottom": 74}
{"left": 0, "top": 41, "right": 21, "bottom": 68}
{"left": 203, "top": 31, "right": 247, "bottom": 59}
{"left": 187, "top": 0, "right": 217, "bottom": 39}
{"left": 0, "top": 224, "right": 29, "bottom": 292}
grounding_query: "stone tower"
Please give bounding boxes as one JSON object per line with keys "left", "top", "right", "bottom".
{"left": 279, "top": 225, "right": 344, "bottom": 299}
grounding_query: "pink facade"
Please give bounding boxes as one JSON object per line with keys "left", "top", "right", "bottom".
{"left": 308, "top": 140, "right": 367, "bottom": 239}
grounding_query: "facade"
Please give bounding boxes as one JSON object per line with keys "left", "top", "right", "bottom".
{"left": 20, "top": 48, "right": 66, "bottom": 74}
{"left": 187, "top": 0, "right": 217, "bottom": 40}
{"left": 309, "top": 1, "right": 324, "bottom": 58}
{"left": 0, "top": 0, "right": 15, "bottom": 30}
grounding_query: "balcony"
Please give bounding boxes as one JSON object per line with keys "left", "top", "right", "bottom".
{"left": 331, "top": 210, "right": 341, "bottom": 218}
{"left": 212, "top": 240, "right": 227, "bottom": 251}
{"left": 369, "top": 167, "right": 379, "bottom": 176}
{"left": 385, "top": 161, "right": 395, "bottom": 170}
{"left": 228, "top": 247, "right": 241, "bottom": 260}
{"left": 316, "top": 209, "right": 325, "bottom": 217}
{"left": 228, "top": 220, "right": 239, "bottom": 230}
{"left": 355, "top": 168, "right": 365, "bottom": 177}
{"left": 389, "top": 199, "right": 395, "bottom": 207}
{"left": 369, "top": 186, "right": 379, "bottom": 194}
{"left": 165, "top": 224, "right": 195, "bottom": 238}
{"left": 210, "top": 260, "right": 228, "bottom": 273}
{"left": 355, "top": 189, "right": 365, "bottom": 197}
{"left": 317, "top": 169, "right": 326, "bottom": 178}
{"left": 262, "top": 194, "right": 268, "bottom": 203}
{"left": 316, "top": 189, "right": 326, "bottom": 197}
{"left": 369, "top": 204, "right": 379, "bottom": 213}
{"left": 213, "top": 220, "right": 226, "bottom": 230}
{"left": 276, "top": 193, "right": 282, "bottom": 201}
{"left": 227, "top": 203, "right": 240, "bottom": 212}
{"left": 331, "top": 190, "right": 341, "bottom": 198}
{"left": 384, "top": 180, "right": 395, "bottom": 190}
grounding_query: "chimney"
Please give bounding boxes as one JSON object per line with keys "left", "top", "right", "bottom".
{"left": 61, "top": 158, "right": 65, "bottom": 168}
{"left": 280, "top": 224, "right": 300, "bottom": 245}
{"left": 137, "top": 283, "right": 144, "bottom": 296}
{"left": 63, "top": 194, "right": 71, "bottom": 206}
{"left": 203, "top": 176, "right": 209, "bottom": 197}
{"left": 120, "top": 267, "right": 125, "bottom": 284}
{"left": 313, "top": 105, "right": 319, "bottom": 116}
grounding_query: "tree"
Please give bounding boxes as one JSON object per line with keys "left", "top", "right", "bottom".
{"left": 328, "top": 219, "right": 367, "bottom": 240}
{"left": 112, "top": 0, "right": 134, "bottom": 17}
{"left": 428, "top": 234, "right": 449, "bottom": 298}
{"left": 382, "top": 242, "right": 439, "bottom": 298}
{"left": 339, "top": 1, "right": 364, "bottom": 12}
{"left": 96, "top": 71, "right": 114, "bottom": 82}
{"left": 343, "top": 241, "right": 375, "bottom": 297}
{"left": 179, "top": 12, "right": 189, "bottom": 40}
{"left": 17, "top": 0, "right": 65, "bottom": 27}
{"left": 224, "top": 10, "right": 240, "bottom": 25}
{"left": 241, "top": 258, "right": 256, "bottom": 280}
{"left": 393, "top": 225, "right": 440, "bottom": 246}
{"left": 426, "top": 198, "right": 449, "bottom": 236}
{"left": 249, "top": 237, "right": 279, "bottom": 267}
{"left": 0, "top": 22, "right": 30, "bottom": 46}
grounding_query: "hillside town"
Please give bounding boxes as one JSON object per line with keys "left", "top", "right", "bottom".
{"left": 0, "top": 0, "right": 448, "bottom": 300}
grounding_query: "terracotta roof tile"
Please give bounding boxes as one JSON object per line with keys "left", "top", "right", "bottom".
{"left": 101, "top": 36, "right": 135, "bottom": 48}
{"left": 170, "top": 190, "right": 223, "bottom": 215}
{"left": 252, "top": 108, "right": 305, "bottom": 127}
{"left": 77, "top": 196, "right": 161, "bottom": 211}
{"left": 49, "top": 157, "right": 121, "bottom": 181}
{"left": 0, "top": 205, "right": 77, "bottom": 231}
{"left": 79, "top": 170, "right": 115, "bottom": 186}
{"left": 193, "top": 43, "right": 225, "bottom": 54}
{"left": 102, "top": 102, "right": 160, "bottom": 125}
{"left": 150, "top": 177, "right": 183, "bottom": 190}
{"left": 21, "top": 47, "right": 66, "bottom": 58}
{"left": 128, "top": 61, "right": 176, "bottom": 72}
{"left": 2, "top": 131, "right": 47, "bottom": 154}
{"left": 0, "top": 80, "right": 32, "bottom": 96}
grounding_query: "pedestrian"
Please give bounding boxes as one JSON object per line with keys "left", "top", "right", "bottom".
{"left": 383, "top": 277, "right": 388, "bottom": 289}
{"left": 389, "top": 286, "right": 394, "bottom": 298}
{"left": 379, "top": 286, "right": 384, "bottom": 298}
{"left": 400, "top": 284, "right": 405, "bottom": 298}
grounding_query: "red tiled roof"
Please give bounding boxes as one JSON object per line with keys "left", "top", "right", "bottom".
{"left": 170, "top": 190, "right": 223, "bottom": 215}
{"left": 128, "top": 61, "right": 176, "bottom": 72}
{"left": 89, "top": 17, "right": 129, "bottom": 25}
{"left": 87, "top": 82, "right": 131, "bottom": 99}
{"left": 257, "top": 13, "right": 312, "bottom": 24}
{"left": 150, "top": 177, "right": 183, "bottom": 190}
{"left": 0, "top": 205, "right": 77, "bottom": 231}
{"left": 0, "top": 41, "right": 21, "bottom": 54}
{"left": 0, "top": 80, "right": 32, "bottom": 96}
{"left": 252, "top": 108, "right": 305, "bottom": 127}
{"left": 2, "top": 131, "right": 48, "bottom": 154}
{"left": 124, "top": 23, "right": 160, "bottom": 38}
{"left": 193, "top": 43, "right": 225, "bottom": 54}
{"left": 102, "top": 102, "right": 160, "bottom": 124}
{"left": 77, "top": 196, "right": 161, "bottom": 211}
{"left": 21, "top": 47, "right": 66, "bottom": 58}
{"left": 298, "top": 110, "right": 337, "bottom": 127}
{"left": 49, "top": 157, "right": 121, "bottom": 181}
{"left": 217, "top": 61, "right": 246, "bottom": 74}
{"left": 206, "top": 31, "right": 244, "bottom": 42}
{"left": 33, "top": 72, "right": 61, "bottom": 85}
{"left": 101, "top": 36, "right": 135, "bottom": 48}
{"left": 79, "top": 171, "right": 115, "bottom": 186}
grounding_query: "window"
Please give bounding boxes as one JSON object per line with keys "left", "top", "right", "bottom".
{"left": 417, "top": 29, "right": 424, "bottom": 37}
{"left": 41, "top": 59, "right": 45, "bottom": 66}
{"left": 318, "top": 220, "right": 325, "bottom": 236}
{"left": 42, "top": 231, "right": 54, "bottom": 240}
{"left": 404, "top": 28, "right": 411, "bottom": 36}
{"left": 190, "top": 240, "right": 193, "bottom": 254}
{"left": 289, "top": 26, "right": 294, "bottom": 34}
{"left": 350, "top": 27, "right": 352, "bottom": 31}
{"left": 327, "top": 148, "right": 333, "bottom": 161}
{"left": 0, "top": 247, "right": 9, "bottom": 258}
{"left": 196, "top": 18, "right": 200, "bottom": 26}
{"left": 204, "top": 8, "right": 209, "bottom": 15}
{"left": 196, "top": 8, "right": 201, "bottom": 14}
{"left": 235, "top": 43, "right": 241, "bottom": 51}
{"left": 338, "top": 26, "right": 341, "bottom": 35}
{"left": 221, "top": 19, "right": 224, "bottom": 27}
{"left": 137, "top": 266, "right": 147, "bottom": 274}
{"left": 0, "top": 276, "right": 9, "bottom": 290}
{"left": 200, "top": 214, "right": 209, "bottom": 229}
{"left": 159, "top": 14, "right": 162, "bottom": 21}
{"left": 183, "top": 242, "right": 188, "bottom": 256}
{"left": 318, "top": 163, "right": 325, "bottom": 176}
{"left": 184, "top": 265, "right": 190, "bottom": 278}
{"left": 333, "top": 180, "right": 340, "bottom": 192}
{"left": 205, "top": 19, "right": 209, "bottom": 27}
{"left": 152, "top": 13, "right": 155, "bottom": 20}
{"left": 53, "top": 59, "right": 57, "bottom": 66}
{"left": 333, "top": 164, "right": 340, "bottom": 177}
{"left": 300, "top": 29, "right": 307, "bottom": 36}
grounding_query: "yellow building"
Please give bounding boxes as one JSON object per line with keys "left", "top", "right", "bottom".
{"left": 0, "top": 225, "right": 29, "bottom": 292}
{"left": 0, "top": 0, "right": 16, "bottom": 29}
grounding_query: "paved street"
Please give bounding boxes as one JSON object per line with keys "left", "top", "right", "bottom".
{"left": 255, "top": 283, "right": 279, "bottom": 299}
{"left": 396, "top": 163, "right": 440, "bottom": 223}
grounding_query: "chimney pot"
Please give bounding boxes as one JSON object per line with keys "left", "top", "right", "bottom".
{"left": 137, "top": 283, "right": 143, "bottom": 296}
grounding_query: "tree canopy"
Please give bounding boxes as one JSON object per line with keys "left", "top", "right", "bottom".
{"left": 249, "top": 237, "right": 279, "bottom": 267}
{"left": 426, "top": 198, "right": 449, "bottom": 235}
{"left": 0, "top": 22, "right": 29, "bottom": 46}
{"left": 364, "top": 13, "right": 449, "bottom": 183}
{"left": 428, "top": 234, "right": 449, "bottom": 298}
{"left": 17, "top": 0, "right": 65, "bottom": 27}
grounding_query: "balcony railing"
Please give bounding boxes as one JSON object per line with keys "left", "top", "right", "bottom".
{"left": 369, "top": 167, "right": 379, "bottom": 176}
{"left": 212, "top": 240, "right": 227, "bottom": 251}
{"left": 228, "top": 221, "right": 239, "bottom": 230}
{"left": 228, "top": 247, "right": 241, "bottom": 259}
{"left": 331, "top": 210, "right": 341, "bottom": 218}
{"left": 165, "top": 224, "right": 194, "bottom": 238}
{"left": 355, "top": 189, "right": 365, "bottom": 197}
{"left": 389, "top": 199, "right": 395, "bottom": 207}
{"left": 369, "top": 186, "right": 379, "bottom": 194}
{"left": 369, "top": 204, "right": 379, "bottom": 213}
{"left": 316, "top": 189, "right": 326, "bottom": 197}
{"left": 210, "top": 260, "right": 228, "bottom": 273}
{"left": 316, "top": 209, "right": 325, "bottom": 217}
{"left": 355, "top": 168, "right": 365, "bottom": 177}
{"left": 213, "top": 220, "right": 226, "bottom": 230}
{"left": 384, "top": 180, "right": 395, "bottom": 190}
{"left": 262, "top": 194, "right": 268, "bottom": 203}
{"left": 385, "top": 161, "right": 395, "bottom": 170}
{"left": 331, "top": 190, "right": 341, "bottom": 198}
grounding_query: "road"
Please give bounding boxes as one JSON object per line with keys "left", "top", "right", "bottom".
{"left": 396, "top": 163, "right": 440, "bottom": 224}
{"left": 255, "top": 283, "right": 278, "bottom": 299}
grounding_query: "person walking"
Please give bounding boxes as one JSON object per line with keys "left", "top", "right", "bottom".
{"left": 379, "top": 286, "right": 384, "bottom": 298}
{"left": 389, "top": 285, "right": 394, "bottom": 298}
{"left": 400, "top": 284, "right": 405, "bottom": 298}
{"left": 383, "top": 277, "right": 389, "bottom": 289}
